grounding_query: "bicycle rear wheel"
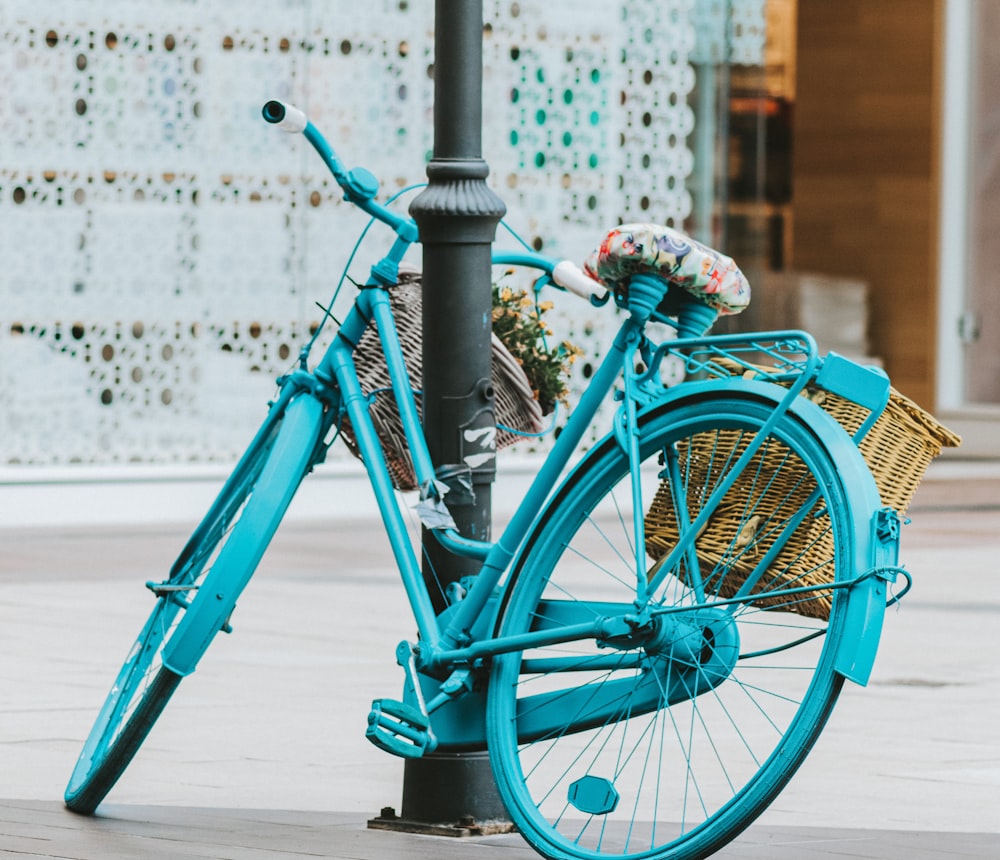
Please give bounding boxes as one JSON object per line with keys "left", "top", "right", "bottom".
{"left": 65, "top": 392, "right": 327, "bottom": 814}
{"left": 487, "top": 392, "right": 869, "bottom": 860}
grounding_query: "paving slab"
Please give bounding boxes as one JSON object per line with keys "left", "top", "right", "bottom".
{"left": 1, "top": 460, "right": 998, "bottom": 857}
{"left": 1, "top": 802, "right": 996, "bottom": 859}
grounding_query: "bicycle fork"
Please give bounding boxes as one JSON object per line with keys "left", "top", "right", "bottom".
{"left": 156, "top": 375, "right": 334, "bottom": 677}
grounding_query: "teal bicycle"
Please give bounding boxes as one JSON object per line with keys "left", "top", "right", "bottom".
{"left": 65, "top": 100, "right": 911, "bottom": 860}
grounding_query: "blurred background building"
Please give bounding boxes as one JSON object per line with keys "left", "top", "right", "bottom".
{"left": 0, "top": 0, "right": 992, "bottom": 526}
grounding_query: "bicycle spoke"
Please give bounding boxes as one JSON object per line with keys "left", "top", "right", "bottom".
{"left": 67, "top": 398, "right": 321, "bottom": 814}
{"left": 489, "top": 395, "right": 858, "bottom": 859}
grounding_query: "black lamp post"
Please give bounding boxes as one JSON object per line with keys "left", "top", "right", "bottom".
{"left": 401, "top": 0, "right": 509, "bottom": 828}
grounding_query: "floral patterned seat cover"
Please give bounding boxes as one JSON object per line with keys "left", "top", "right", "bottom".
{"left": 583, "top": 222, "right": 751, "bottom": 316}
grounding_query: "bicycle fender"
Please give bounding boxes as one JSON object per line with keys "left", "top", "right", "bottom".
{"left": 163, "top": 394, "right": 325, "bottom": 677}
{"left": 834, "top": 506, "right": 902, "bottom": 685}
{"left": 635, "top": 379, "right": 894, "bottom": 686}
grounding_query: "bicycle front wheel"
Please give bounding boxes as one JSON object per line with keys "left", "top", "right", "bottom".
{"left": 65, "top": 392, "right": 326, "bottom": 814}
{"left": 488, "top": 392, "right": 868, "bottom": 860}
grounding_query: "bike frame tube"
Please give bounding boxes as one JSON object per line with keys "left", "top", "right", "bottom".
{"left": 432, "top": 317, "right": 642, "bottom": 657}
{"left": 620, "top": 333, "right": 651, "bottom": 606}
{"left": 365, "top": 289, "right": 438, "bottom": 487}
{"left": 663, "top": 443, "right": 705, "bottom": 598}
{"left": 319, "top": 294, "right": 443, "bottom": 649}
{"left": 436, "top": 615, "right": 639, "bottom": 667}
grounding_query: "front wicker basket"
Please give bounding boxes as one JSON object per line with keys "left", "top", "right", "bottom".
{"left": 644, "top": 363, "right": 961, "bottom": 620}
{"left": 340, "top": 273, "right": 544, "bottom": 491}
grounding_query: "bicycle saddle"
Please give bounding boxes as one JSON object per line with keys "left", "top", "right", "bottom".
{"left": 583, "top": 222, "right": 751, "bottom": 316}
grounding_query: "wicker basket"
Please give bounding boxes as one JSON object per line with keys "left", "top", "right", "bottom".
{"left": 644, "top": 363, "right": 961, "bottom": 619}
{"left": 340, "top": 273, "right": 544, "bottom": 491}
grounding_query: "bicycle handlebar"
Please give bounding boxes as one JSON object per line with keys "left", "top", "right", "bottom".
{"left": 263, "top": 99, "right": 417, "bottom": 247}
{"left": 491, "top": 251, "right": 606, "bottom": 303}
{"left": 262, "top": 99, "right": 608, "bottom": 302}
{"left": 551, "top": 260, "right": 607, "bottom": 301}
{"left": 262, "top": 99, "right": 307, "bottom": 133}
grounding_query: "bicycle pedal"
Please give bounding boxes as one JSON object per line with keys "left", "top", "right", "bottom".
{"left": 366, "top": 698, "right": 437, "bottom": 758}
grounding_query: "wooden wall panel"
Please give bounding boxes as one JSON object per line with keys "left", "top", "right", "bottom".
{"left": 792, "top": 0, "right": 942, "bottom": 407}
{"left": 966, "top": 0, "right": 1000, "bottom": 403}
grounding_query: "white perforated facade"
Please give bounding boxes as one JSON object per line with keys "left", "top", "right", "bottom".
{"left": 1, "top": 1, "right": 764, "bottom": 472}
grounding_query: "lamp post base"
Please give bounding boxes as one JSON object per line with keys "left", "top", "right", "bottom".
{"left": 369, "top": 752, "right": 514, "bottom": 837}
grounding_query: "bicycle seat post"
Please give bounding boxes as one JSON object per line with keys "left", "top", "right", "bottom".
{"left": 626, "top": 273, "right": 719, "bottom": 338}
{"left": 676, "top": 298, "right": 719, "bottom": 339}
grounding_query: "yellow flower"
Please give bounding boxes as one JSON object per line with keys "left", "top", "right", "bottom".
{"left": 492, "top": 278, "right": 582, "bottom": 415}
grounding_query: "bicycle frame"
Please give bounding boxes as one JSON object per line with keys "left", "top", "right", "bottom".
{"left": 253, "top": 100, "right": 902, "bottom": 750}
{"left": 64, "top": 98, "right": 917, "bottom": 850}
{"left": 312, "top": 272, "right": 665, "bottom": 660}
{"left": 299, "top": 268, "right": 900, "bottom": 700}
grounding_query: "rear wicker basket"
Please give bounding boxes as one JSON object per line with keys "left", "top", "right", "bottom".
{"left": 340, "top": 273, "right": 544, "bottom": 491}
{"left": 644, "top": 362, "right": 961, "bottom": 619}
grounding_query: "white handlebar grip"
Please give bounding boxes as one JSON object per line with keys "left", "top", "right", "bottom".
{"left": 261, "top": 100, "right": 308, "bottom": 133}
{"left": 552, "top": 260, "right": 607, "bottom": 301}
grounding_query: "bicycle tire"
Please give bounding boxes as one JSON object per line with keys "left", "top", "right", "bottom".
{"left": 487, "top": 391, "right": 868, "bottom": 860}
{"left": 65, "top": 393, "right": 326, "bottom": 814}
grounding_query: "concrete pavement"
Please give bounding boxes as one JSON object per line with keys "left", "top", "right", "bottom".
{"left": 1, "top": 458, "right": 998, "bottom": 858}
